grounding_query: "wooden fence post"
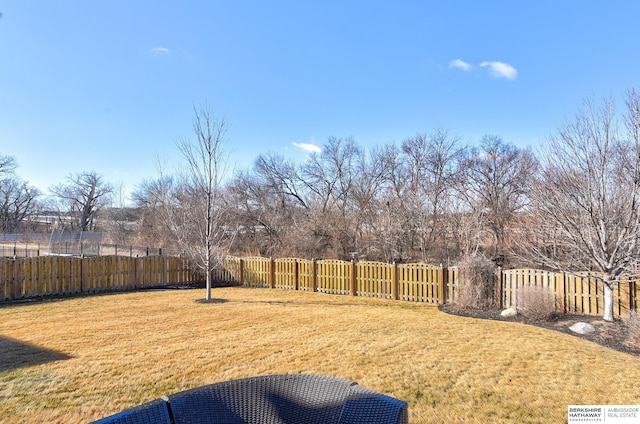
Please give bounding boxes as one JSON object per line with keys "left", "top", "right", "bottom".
{"left": 134, "top": 257, "right": 140, "bottom": 288}
{"left": 439, "top": 266, "right": 447, "bottom": 304}
{"left": 269, "top": 258, "right": 275, "bottom": 289}
{"left": 350, "top": 260, "right": 357, "bottom": 296}
{"left": 80, "top": 257, "right": 86, "bottom": 293}
{"left": 630, "top": 279, "right": 637, "bottom": 313}
{"left": 496, "top": 267, "right": 503, "bottom": 309}
{"left": 163, "top": 256, "right": 168, "bottom": 286}
{"left": 293, "top": 260, "right": 299, "bottom": 291}
{"left": 239, "top": 258, "right": 244, "bottom": 285}
{"left": 391, "top": 262, "right": 398, "bottom": 300}
{"left": 311, "top": 260, "right": 317, "bottom": 292}
{"left": 556, "top": 272, "right": 565, "bottom": 313}
{"left": 11, "top": 258, "right": 19, "bottom": 300}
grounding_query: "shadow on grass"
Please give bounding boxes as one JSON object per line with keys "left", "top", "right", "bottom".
{"left": 0, "top": 336, "right": 73, "bottom": 372}
{"left": 194, "top": 298, "right": 229, "bottom": 304}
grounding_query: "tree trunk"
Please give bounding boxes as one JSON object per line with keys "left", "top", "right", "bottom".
{"left": 603, "top": 280, "right": 614, "bottom": 322}
{"left": 205, "top": 255, "right": 212, "bottom": 301}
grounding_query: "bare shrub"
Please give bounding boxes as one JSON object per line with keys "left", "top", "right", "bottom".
{"left": 625, "top": 310, "right": 640, "bottom": 349}
{"left": 453, "top": 255, "right": 497, "bottom": 310}
{"left": 516, "top": 285, "right": 557, "bottom": 321}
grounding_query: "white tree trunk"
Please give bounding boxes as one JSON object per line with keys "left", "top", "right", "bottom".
{"left": 603, "top": 282, "right": 614, "bottom": 322}
{"left": 205, "top": 255, "right": 212, "bottom": 301}
{"left": 206, "top": 273, "right": 212, "bottom": 301}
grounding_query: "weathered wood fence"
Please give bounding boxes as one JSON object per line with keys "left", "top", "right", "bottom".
{"left": 215, "top": 257, "right": 456, "bottom": 303}
{"left": 501, "top": 268, "right": 639, "bottom": 318}
{"left": 1, "top": 256, "right": 197, "bottom": 301}
{"left": 4, "top": 254, "right": 638, "bottom": 318}
{"left": 216, "top": 257, "right": 640, "bottom": 318}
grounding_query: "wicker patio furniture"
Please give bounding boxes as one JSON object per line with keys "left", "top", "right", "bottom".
{"left": 92, "top": 374, "right": 408, "bottom": 424}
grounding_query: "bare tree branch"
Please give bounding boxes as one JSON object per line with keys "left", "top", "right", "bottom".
{"left": 171, "top": 104, "right": 232, "bottom": 301}
{"left": 523, "top": 93, "right": 640, "bottom": 321}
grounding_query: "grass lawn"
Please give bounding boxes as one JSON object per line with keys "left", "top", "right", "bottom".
{"left": 1, "top": 287, "right": 639, "bottom": 423}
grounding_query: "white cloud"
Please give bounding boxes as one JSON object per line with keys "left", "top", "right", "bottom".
{"left": 292, "top": 142, "right": 321, "bottom": 153}
{"left": 479, "top": 61, "right": 518, "bottom": 80}
{"left": 150, "top": 46, "right": 170, "bottom": 55}
{"left": 449, "top": 59, "right": 472, "bottom": 71}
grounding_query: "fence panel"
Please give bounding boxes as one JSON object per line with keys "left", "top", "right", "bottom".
{"left": 221, "top": 256, "right": 241, "bottom": 282}
{"left": 296, "top": 259, "right": 313, "bottom": 291}
{"left": 446, "top": 266, "right": 458, "bottom": 304}
{"left": 83, "top": 256, "right": 105, "bottom": 292}
{"left": 502, "top": 269, "right": 638, "bottom": 318}
{"left": 274, "top": 258, "right": 297, "bottom": 290}
{"left": 138, "top": 256, "right": 165, "bottom": 288}
{"left": 0, "top": 259, "right": 11, "bottom": 300}
{"left": 137, "top": 256, "right": 151, "bottom": 287}
{"left": 47, "top": 256, "right": 79, "bottom": 296}
{"left": 397, "top": 263, "right": 444, "bottom": 303}
{"left": 241, "top": 257, "right": 271, "bottom": 288}
{"left": 4, "top": 252, "right": 640, "bottom": 319}
{"left": 124, "top": 257, "right": 138, "bottom": 289}
{"left": 356, "top": 261, "right": 393, "bottom": 299}
{"left": 607, "top": 277, "right": 639, "bottom": 318}
{"left": 0, "top": 256, "right": 84, "bottom": 300}
{"left": 19, "top": 257, "right": 32, "bottom": 297}
{"left": 60, "top": 257, "right": 82, "bottom": 294}
{"left": 211, "top": 266, "right": 230, "bottom": 284}
{"left": 20, "top": 257, "right": 78, "bottom": 298}
{"left": 617, "top": 276, "right": 639, "bottom": 318}
{"left": 140, "top": 256, "right": 151, "bottom": 286}
{"left": 0, "top": 255, "right": 196, "bottom": 302}
{"left": 502, "top": 269, "right": 558, "bottom": 309}
{"left": 316, "top": 260, "right": 350, "bottom": 295}
{"left": 165, "top": 260, "right": 190, "bottom": 284}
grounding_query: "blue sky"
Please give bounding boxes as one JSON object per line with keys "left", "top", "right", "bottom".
{"left": 1, "top": 1, "right": 639, "bottom": 199}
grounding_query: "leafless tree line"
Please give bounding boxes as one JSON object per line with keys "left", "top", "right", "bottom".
{"left": 0, "top": 154, "right": 40, "bottom": 233}
{"left": 4, "top": 91, "right": 640, "bottom": 319}
{"left": 221, "top": 131, "right": 535, "bottom": 265}
{"left": 128, "top": 122, "right": 533, "bottom": 267}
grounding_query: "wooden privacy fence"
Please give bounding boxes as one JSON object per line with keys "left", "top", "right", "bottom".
{"left": 5, "top": 252, "right": 637, "bottom": 318}
{"left": 217, "top": 257, "right": 639, "bottom": 318}
{"left": 501, "top": 269, "right": 640, "bottom": 319}
{"left": 218, "top": 257, "right": 455, "bottom": 304}
{"left": 1, "top": 255, "right": 197, "bottom": 301}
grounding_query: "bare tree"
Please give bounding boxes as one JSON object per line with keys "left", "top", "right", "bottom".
{"left": 102, "top": 183, "right": 135, "bottom": 245}
{"left": 375, "top": 142, "right": 417, "bottom": 262}
{"left": 131, "top": 158, "right": 178, "bottom": 248}
{"left": 526, "top": 91, "right": 640, "bottom": 321}
{"left": 448, "top": 192, "right": 487, "bottom": 260}
{"left": 0, "top": 154, "right": 40, "bottom": 233}
{"left": 0, "top": 178, "right": 40, "bottom": 233}
{"left": 227, "top": 159, "right": 305, "bottom": 257}
{"left": 50, "top": 171, "right": 113, "bottom": 232}
{"left": 254, "top": 152, "right": 309, "bottom": 209}
{"left": 299, "top": 136, "right": 364, "bottom": 258}
{"left": 226, "top": 137, "right": 395, "bottom": 260}
{"left": 460, "top": 135, "right": 537, "bottom": 258}
{"left": 0, "top": 153, "right": 18, "bottom": 178}
{"left": 400, "top": 130, "right": 465, "bottom": 262}
{"left": 172, "top": 104, "right": 231, "bottom": 301}
{"left": 348, "top": 145, "right": 390, "bottom": 260}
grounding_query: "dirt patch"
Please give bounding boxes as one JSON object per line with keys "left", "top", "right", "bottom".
{"left": 439, "top": 304, "right": 640, "bottom": 357}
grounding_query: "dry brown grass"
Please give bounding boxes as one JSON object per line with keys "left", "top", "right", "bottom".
{"left": 1, "top": 287, "right": 640, "bottom": 423}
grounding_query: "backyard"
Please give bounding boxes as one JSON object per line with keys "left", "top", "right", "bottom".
{"left": 1, "top": 287, "right": 639, "bottom": 423}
